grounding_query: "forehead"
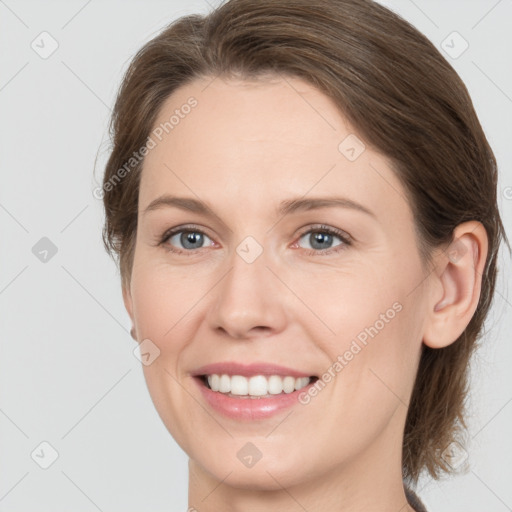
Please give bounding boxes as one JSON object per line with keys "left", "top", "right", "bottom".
{"left": 139, "top": 75, "right": 409, "bottom": 225}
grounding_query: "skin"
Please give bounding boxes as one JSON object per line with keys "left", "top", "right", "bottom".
{"left": 123, "top": 75, "right": 488, "bottom": 512}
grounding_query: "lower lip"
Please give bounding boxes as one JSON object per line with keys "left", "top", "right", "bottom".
{"left": 194, "top": 377, "right": 315, "bottom": 421}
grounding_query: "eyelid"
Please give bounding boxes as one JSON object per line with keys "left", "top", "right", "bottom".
{"left": 292, "top": 224, "right": 353, "bottom": 255}
{"left": 296, "top": 223, "right": 353, "bottom": 243}
{"left": 158, "top": 223, "right": 353, "bottom": 255}
{"left": 158, "top": 224, "right": 216, "bottom": 250}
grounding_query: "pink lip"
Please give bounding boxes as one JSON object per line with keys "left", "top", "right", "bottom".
{"left": 191, "top": 361, "right": 315, "bottom": 378}
{"left": 191, "top": 362, "right": 318, "bottom": 421}
{"left": 193, "top": 376, "right": 316, "bottom": 421}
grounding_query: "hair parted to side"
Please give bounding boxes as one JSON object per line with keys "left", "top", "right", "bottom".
{"left": 101, "top": 0, "right": 509, "bottom": 484}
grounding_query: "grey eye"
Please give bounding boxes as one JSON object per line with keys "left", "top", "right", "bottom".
{"left": 298, "top": 231, "right": 344, "bottom": 251}
{"left": 168, "top": 231, "right": 213, "bottom": 250}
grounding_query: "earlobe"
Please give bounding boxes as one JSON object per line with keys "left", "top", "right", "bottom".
{"left": 423, "top": 221, "right": 488, "bottom": 349}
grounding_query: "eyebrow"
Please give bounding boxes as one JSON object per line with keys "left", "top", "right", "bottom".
{"left": 142, "top": 195, "right": 376, "bottom": 219}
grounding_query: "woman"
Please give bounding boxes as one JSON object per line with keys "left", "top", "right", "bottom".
{"left": 99, "top": 0, "right": 509, "bottom": 510}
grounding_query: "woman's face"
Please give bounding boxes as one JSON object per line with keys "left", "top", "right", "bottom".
{"left": 124, "top": 75, "right": 432, "bottom": 490}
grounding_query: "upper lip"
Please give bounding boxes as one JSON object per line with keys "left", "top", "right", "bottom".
{"left": 191, "top": 362, "right": 316, "bottom": 378}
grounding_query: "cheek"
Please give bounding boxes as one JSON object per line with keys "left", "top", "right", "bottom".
{"left": 130, "top": 263, "right": 203, "bottom": 449}
{"left": 308, "top": 260, "right": 423, "bottom": 400}
{"left": 130, "top": 261, "right": 206, "bottom": 342}
{"left": 297, "top": 267, "right": 403, "bottom": 349}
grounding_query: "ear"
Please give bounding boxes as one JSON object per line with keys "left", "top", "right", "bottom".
{"left": 423, "top": 221, "right": 488, "bottom": 349}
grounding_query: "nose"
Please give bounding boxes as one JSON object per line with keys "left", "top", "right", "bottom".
{"left": 207, "top": 247, "right": 288, "bottom": 340}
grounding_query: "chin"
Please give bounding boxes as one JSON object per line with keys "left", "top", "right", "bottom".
{"left": 195, "top": 445, "right": 316, "bottom": 492}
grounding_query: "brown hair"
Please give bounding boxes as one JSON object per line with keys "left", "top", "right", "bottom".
{"left": 101, "top": 0, "right": 509, "bottom": 483}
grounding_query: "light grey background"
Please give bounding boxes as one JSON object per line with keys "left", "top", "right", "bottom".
{"left": 1, "top": 0, "right": 511, "bottom": 510}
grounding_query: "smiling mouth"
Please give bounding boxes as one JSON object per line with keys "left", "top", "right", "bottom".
{"left": 198, "top": 374, "right": 319, "bottom": 399}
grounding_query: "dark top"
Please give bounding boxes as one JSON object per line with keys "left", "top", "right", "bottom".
{"left": 405, "top": 486, "right": 428, "bottom": 512}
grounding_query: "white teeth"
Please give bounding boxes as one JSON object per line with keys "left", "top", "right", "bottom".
{"left": 219, "top": 374, "right": 230, "bottom": 393}
{"left": 248, "top": 375, "right": 268, "bottom": 396}
{"left": 283, "top": 376, "right": 296, "bottom": 393}
{"left": 268, "top": 375, "right": 283, "bottom": 394}
{"left": 205, "top": 374, "right": 311, "bottom": 396}
{"left": 209, "top": 374, "right": 220, "bottom": 391}
{"left": 231, "top": 375, "right": 248, "bottom": 395}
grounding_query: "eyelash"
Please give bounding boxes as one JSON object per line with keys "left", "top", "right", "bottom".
{"left": 157, "top": 223, "right": 353, "bottom": 256}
